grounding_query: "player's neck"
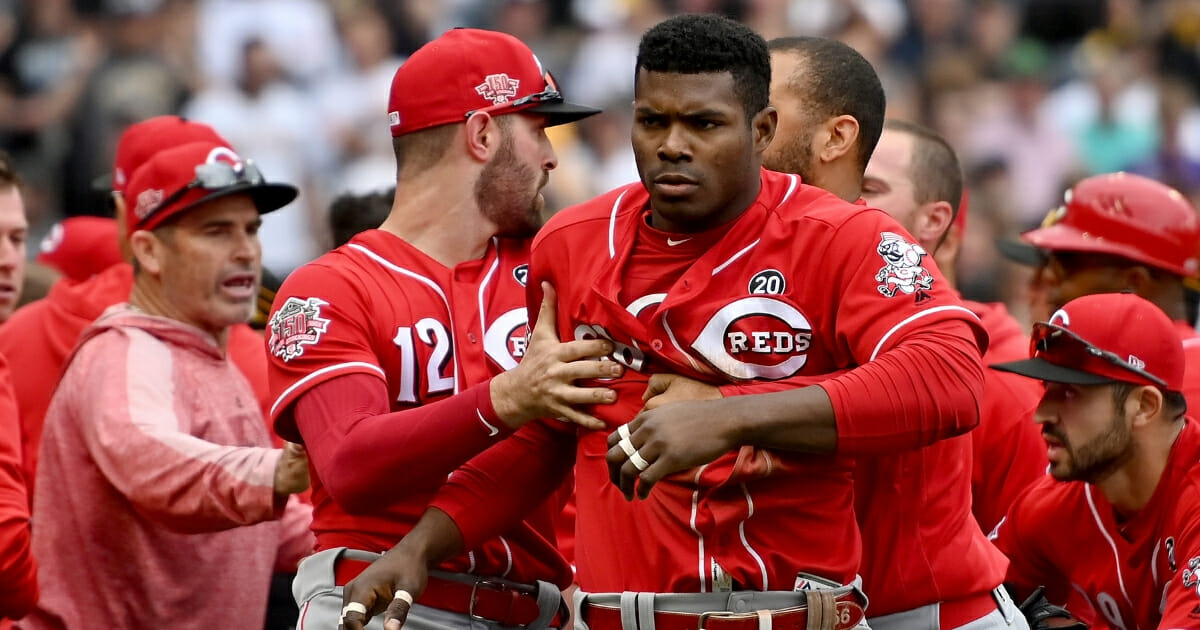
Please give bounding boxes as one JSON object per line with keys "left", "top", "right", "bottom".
{"left": 379, "top": 186, "right": 493, "bottom": 267}
{"left": 1096, "top": 420, "right": 1184, "bottom": 515}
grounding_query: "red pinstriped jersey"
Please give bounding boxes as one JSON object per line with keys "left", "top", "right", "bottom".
{"left": 529, "top": 169, "right": 987, "bottom": 593}
{"left": 992, "top": 419, "right": 1200, "bottom": 630}
{"left": 265, "top": 229, "right": 565, "bottom": 583}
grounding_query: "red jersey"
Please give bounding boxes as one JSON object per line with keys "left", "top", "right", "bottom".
{"left": 0, "top": 262, "right": 276, "bottom": 501}
{"left": 1178, "top": 323, "right": 1200, "bottom": 410}
{"left": 0, "top": 352, "right": 35, "bottom": 621}
{"left": 966, "top": 299, "right": 1047, "bottom": 534}
{"left": 266, "top": 229, "right": 570, "bottom": 586}
{"left": 993, "top": 419, "right": 1200, "bottom": 630}
{"left": 431, "top": 171, "right": 990, "bottom": 596}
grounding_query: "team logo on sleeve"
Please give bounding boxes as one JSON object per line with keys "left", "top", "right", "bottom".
{"left": 1184, "top": 556, "right": 1200, "bottom": 596}
{"left": 268, "top": 297, "right": 331, "bottom": 362}
{"left": 874, "top": 232, "right": 934, "bottom": 297}
{"left": 691, "top": 297, "right": 813, "bottom": 380}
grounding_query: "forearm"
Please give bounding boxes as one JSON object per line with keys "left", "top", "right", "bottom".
{"left": 390, "top": 507, "right": 465, "bottom": 569}
{"left": 431, "top": 420, "right": 575, "bottom": 551}
{"left": 716, "top": 324, "right": 983, "bottom": 455}
{"left": 296, "top": 374, "right": 508, "bottom": 513}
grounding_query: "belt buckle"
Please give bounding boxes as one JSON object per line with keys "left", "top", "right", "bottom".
{"left": 469, "top": 578, "right": 519, "bottom": 626}
{"left": 697, "top": 610, "right": 741, "bottom": 630}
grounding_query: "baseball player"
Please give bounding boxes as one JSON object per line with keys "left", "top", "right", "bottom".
{"left": 698, "top": 39, "right": 1021, "bottom": 629}
{"left": 340, "top": 15, "right": 999, "bottom": 630}
{"left": 1013, "top": 172, "right": 1200, "bottom": 411}
{"left": 989, "top": 292, "right": 1200, "bottom": 630}
{"left": 266, "top": 28, "right": 612, "bottom": 630}
{"left": 19, "top": 138, "right": 311, "bottom": 630}
{"left": 859, "top": 120, "right": 1046, "bottom": 536}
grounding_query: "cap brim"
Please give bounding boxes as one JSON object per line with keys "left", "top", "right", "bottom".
{"left": 995, "top": 237, "right": 1047, "bottom": 266}
{"left": 528, "top": 100, "right": 602, "bottom": 127}
{"left": 176, "top": 182, "right": 299, "bottom": 218}
{"left": 990, "top": 357, "right": 1117, "bottom": 385}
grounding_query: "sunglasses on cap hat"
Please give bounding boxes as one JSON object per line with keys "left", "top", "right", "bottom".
{"left": 464, "top": 72, "right": 563, "bottom": 119}
{"left": 1030, "top": 322, "right": 1168, "bottom": 388}
{"left": 139, "top": 158, "right": 266, "bottom": 227}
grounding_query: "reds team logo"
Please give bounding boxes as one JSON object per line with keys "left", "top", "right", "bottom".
{"left": 874, "top": 232, "right": 934, "bottom": 297}
{"left": 268, "top": 297, "right": 331, "bottom": 361}
{"left": 475, "top": 73, "right": 520, "bottom": 105}
{"left": 483, "top": 308, "right": 529, "bottom": 370}
{"left": 1184, "top": 556, "right": 1200, "bottom": 596}
{"left": 691, "top": 297, "right": 813, "bottom": 380}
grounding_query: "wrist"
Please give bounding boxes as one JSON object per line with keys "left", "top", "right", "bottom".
{"left": 489, "top": 372, "right": 526, "bottom": 429}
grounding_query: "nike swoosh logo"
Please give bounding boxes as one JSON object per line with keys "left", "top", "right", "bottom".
{"left": 666, "top": 237, "right": 692, "bottom": 246}
{"left": 476, "top": 409, "right": 500, "bottom": 437}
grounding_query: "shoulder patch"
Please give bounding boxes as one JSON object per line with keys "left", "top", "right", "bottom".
{"left": 268, "top": 297, "right": 331, "bottom": 362}
{"left": 1183, "top": 555, "right": 1200, "bottom": 596}
{"left": 874, "top": 231, "right": 934, "bottom": 298}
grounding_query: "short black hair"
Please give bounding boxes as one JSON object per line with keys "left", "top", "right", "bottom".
{"left": 328, "top": 188, "right": 394, "bottom": 249}
{"left": 636, "top": 14, "right": 770, "bottom": 123}
{"left": 884, "top": 119, "right": 963, "bottom": 214}
{"left": 767, "top": 36, "right": 885, "bottom": 169}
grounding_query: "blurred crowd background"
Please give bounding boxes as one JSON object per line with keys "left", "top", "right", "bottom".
{"left": 3, "top": 0, "right": 1199, "bottom": 327}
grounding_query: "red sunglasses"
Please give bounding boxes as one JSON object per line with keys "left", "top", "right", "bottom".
{"left": 1030, "top": 323, "right": 1168, "bottom": 388}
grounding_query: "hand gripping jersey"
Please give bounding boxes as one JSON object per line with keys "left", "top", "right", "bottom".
{"left": 993, "top": 419, "right": 1200, "bottom": 630}
{"left": 266, "top": 229, "right": 569, "bottom": 586}
{"left": 438, "top": 170, "right": 988, "bottom": 594}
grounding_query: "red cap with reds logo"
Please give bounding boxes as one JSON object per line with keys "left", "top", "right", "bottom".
{"left": 125, "top": 140, "right": 298, "bottom": 233}
{"left": 96, "top": 116, "right": 229, "bottom": 196}
{"left": 1018, "top": 172, "right": 1200, "bottom": 277}
{"left": 991, "top": 292, "right": 1185, "bottom": 392}
{"left": 387, "top": 28, "right": 600, "bottom": 137}
{"left": 36, "top": 216, "right": 123, "bottom": 282}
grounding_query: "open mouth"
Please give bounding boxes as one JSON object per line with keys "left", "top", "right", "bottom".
{"left": 220, "top": 274, "right": 256, "bottom": 299}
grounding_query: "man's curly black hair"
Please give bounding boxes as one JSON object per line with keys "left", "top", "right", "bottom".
{"left": 635, "top": 13, "right": 770, "bottom": 123}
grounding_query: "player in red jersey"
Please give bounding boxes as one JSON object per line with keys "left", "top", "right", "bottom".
{"left": 340, "top": 15, "right": 1004, "bottom": 630}
{"left": 1013, "top": 173, "right": 1200, "bottom": 412}
{"left": 859, "top": 119, "right": 1046, "bottom": 537}
{"left": 265, "top": 28, "right": 614, "bottom": 630}
{"left": 990, "top": 292, "right": 1200, "bottom": 630}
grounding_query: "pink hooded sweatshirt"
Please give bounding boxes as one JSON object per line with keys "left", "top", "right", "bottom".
{"left": 18, "top": 305, "right": 311, "bottom": 630}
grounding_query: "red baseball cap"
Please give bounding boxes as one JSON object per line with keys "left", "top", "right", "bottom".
{"left": 991, "top": 292, "right": 1184, "bottom": 392}
{"left": 1018, "top": 172, "right": 1200, "bottom": 277}
{"left": 94, "top": 116, "right": 230, "bottom": 195}
{"left": 388, "top": 28, "right": 600, "bottom": 137}
{"left": 36, "top": 216, "right": 123, "bottom": 282}
{"left": 125, "top": 140, "right": 297, "bottom": 233}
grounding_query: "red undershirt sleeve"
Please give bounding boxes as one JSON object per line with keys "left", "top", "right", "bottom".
{"left": 719, "top": 322, "right": 983, "bottom": 454}
{"left": 430, "top": 420, "right": 576, "bottom": 551}
{"left": 293, "top": 372, "right": 511, "bottom": 513}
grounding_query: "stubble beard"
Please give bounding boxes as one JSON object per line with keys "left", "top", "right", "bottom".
{"left": 476, "top": 128, "right": 544, "bottom": 239}
{"left": 1050, "top": 411, "right": 1134, "bottom": 483}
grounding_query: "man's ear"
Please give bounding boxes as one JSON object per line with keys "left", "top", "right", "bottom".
{"left": 1128, "top": 385, "right": 1164, "bottom": 429}
{"left": 915, "top": 200, "right": 954, "bottom": 247}
{"left": 818, "top": 114, "right": 861, "bottom": 165}
{"left": 128, "top": 229, "right": 164, "bottom": 276}
{"left": 464, "top": 113, "right": 499, "bottom": 162}
{"left": 752, "top": 106, "right": 778, "bottom": 155}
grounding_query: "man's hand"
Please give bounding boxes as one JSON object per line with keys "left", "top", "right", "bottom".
{"left": 339, "top": 549, "right": 428, "bottom": 630}
{"left": 491, "top": 282, "right": 622, "bottom": 431}
{"left": 273, "top": 442, "right": 310, "bottom": 495}
{"left": 606, "top": 374, "right": 731, "bottom": 500}
{"left": 1016, "top": 586, "right": 1089, "bottom": 630}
